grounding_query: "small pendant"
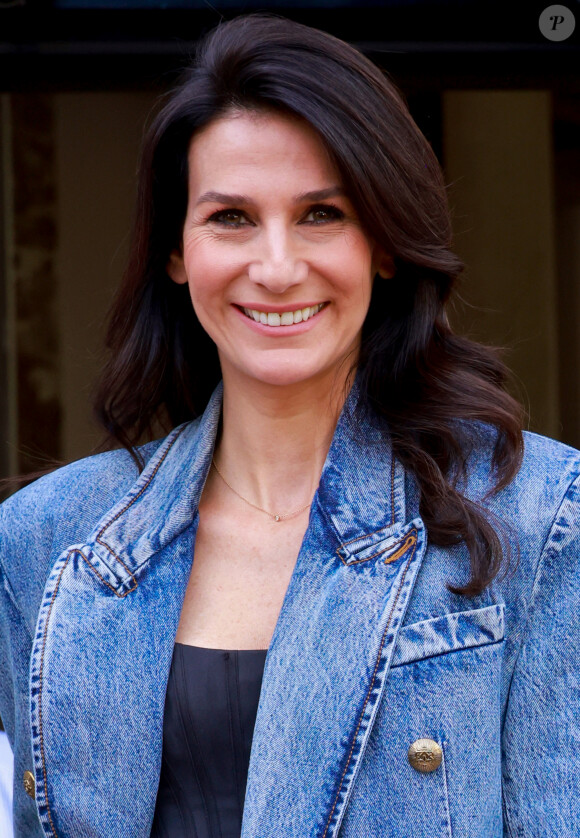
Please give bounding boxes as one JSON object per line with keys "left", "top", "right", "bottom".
{"left": 274, "top": 514, "right": 281, "bottom": 522}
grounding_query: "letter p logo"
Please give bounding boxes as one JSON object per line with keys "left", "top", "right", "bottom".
{"left": 539, "top": 5, "right": 576, "bottom": 41}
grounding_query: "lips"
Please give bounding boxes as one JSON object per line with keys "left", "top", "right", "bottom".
{"left": 241, "top": 303, "right": 325, "bottom": 327}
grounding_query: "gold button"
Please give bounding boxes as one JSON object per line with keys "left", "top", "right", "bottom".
{"left": 23, "top": 770, "right": 35, "bottom": 799}
{"left": 408, "top": 738, "right": 442, "bottom": 773}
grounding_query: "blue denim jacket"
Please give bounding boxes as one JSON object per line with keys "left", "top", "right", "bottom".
{"left": 1, "top": 383, "right": 579, "bottom": 837}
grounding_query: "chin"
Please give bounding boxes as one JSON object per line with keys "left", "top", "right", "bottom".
{"left": 235, "top": 359, "right": 350, "bottom": 392}
{"left": 221, "top": 347, "right": 356, "bottom": 391}
{"left": 249, "top": 369, "right": 320, "bottom": 389}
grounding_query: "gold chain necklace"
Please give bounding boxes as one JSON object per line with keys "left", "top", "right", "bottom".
{"left": 211, "top": 458, "right": 312, "bottom": 522}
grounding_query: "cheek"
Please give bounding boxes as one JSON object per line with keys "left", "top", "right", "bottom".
{"left": 181, "top": 256, "right": 222, "bottom": 305}
{"left": 320, "top": 242, "right": 372, "bottom": 281}
{"left": 183, "top": 245, "right": 246, "bottom": 301}
{"left": 342, "top": 258, "right": 375, "bottom": 304}
{"left": 335, "top": 237, "right": 375, "bottom": 283}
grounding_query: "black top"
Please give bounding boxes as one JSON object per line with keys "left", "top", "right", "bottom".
{"left": 150, "top": 643, "right": 268, "bottom": 838}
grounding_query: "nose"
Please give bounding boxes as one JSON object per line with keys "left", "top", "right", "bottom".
{"left": 248, "top": 224, "right": 308, "bottom": 292}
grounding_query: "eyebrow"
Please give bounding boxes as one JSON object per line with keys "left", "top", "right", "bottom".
{"left": 194, "top": 186, "right": 346, "bottom": 207}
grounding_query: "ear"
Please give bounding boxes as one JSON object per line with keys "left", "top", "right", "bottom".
{"left": 374, "top": 250, "right": 395, "bottom": 280}
{"left": 167, "top": 250, "right": 188, "bottom": 285}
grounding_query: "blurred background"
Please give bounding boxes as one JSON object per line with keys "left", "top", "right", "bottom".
{"left": 0, "top": 0, "right": 579, "bottom": 480}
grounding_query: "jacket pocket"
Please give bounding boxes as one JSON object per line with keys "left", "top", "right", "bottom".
{"left": 391, "top": 603, "right": 504, "bottom": 668}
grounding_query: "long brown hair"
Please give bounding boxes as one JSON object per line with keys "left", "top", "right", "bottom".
{"left": 94, "top": 14, "right": 523, "bottom": 596}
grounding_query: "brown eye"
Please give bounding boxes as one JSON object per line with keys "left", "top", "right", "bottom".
{"left": 209, "top": 209, "right": 249, "bottom": 227}
{"left": 303, "top": 205, "right": 344, "bottom": 224}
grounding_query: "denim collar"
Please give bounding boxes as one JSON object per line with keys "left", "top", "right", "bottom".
{"left": 88, "top": 380, "right": 409, "bottom": 592}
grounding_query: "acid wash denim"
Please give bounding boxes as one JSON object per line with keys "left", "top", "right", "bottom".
{"left": 0, "top": 383, "right": 579, "bottom": 838}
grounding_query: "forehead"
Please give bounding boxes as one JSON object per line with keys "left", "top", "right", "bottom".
{"left": 186, "top": 109, "right": 342, "bottom": 192}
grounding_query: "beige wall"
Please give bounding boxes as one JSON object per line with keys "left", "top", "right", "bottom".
{"left": 443, "top": 90, "right": 560, "bottom": 439}
{"left": 54, "top": 92, "right": 156, "bottom": 461}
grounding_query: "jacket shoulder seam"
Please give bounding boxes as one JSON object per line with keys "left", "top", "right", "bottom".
{"left": 502, "top": 469, "right": 580, "bottom": 732}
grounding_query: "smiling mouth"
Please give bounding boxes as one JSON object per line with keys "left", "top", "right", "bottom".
{"left": 241, "top": 303, "right": 326, "bottom": 327}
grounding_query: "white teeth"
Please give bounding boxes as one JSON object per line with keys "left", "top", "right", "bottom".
{"left": 243, "top": 303, "right": 324, "bottom": 326}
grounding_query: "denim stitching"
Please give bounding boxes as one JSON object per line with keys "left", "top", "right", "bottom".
{"left": 337, "top": 528, "right": 417, "bottom": 567}
{"left": 383, "top": 532, "right": 417, "bottom": 565}
{"left": 91, "top": 548, "right": 137, "bottom": 590}
{"left": 80, "top": 554, "right": 136, "bottom": 598}
{"left": 37, "top": 546, "right": 139, "bottom": 836}
{"left": 336, "top": 453, "right": 400, "bottom": 566}
{"left": 322, "top": 536, "right": 418, "bottom": 837}
{"left": 440, "top": 741, "right": 453, "bottom": 838}
{"left": 37, "top": 548, "right": 76, "bottom": 838}
{"left": 339, "top": 454, "right": 396, "bottom": 549}
{"left": 389, "top": 634, "right": 504, "bottom": 669}
{"left": 339, "top": 522, "right": 394, "bottom": 550}
{"left": 95, "top": 425, "right": 188, "bottom": 584}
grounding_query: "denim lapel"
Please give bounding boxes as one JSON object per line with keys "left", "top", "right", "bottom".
{"left": 29, "top": 388, "right": 222, "bottom": 838}
{"left": 243, "top": 389, "right": 426, "bottom": 837}
{"left": 85, "top": 383, "right": 223, "bottom": 593}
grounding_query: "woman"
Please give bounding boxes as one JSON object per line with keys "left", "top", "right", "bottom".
{"left": 1, "top": 14, "right": 578, "bottom": 838}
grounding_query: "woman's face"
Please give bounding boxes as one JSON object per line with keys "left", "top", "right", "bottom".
{"left": 167, "top": 109, "right": 393, "bottom": 392}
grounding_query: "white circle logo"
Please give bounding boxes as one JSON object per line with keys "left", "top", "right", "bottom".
{"left": 539, "top": 5, "right": 576, "bottom": 41}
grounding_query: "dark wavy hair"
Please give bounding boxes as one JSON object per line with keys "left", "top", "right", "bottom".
{"left": 94, "top": 14, "right": 523, "bottom": 596}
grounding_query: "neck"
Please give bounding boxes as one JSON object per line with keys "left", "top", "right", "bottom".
{"left": 214, "top": 368, "right": 354, "bottom": 515}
